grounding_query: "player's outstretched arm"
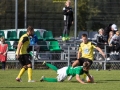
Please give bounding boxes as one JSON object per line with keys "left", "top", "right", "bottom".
{"left": 68, "top": 75, "right": 73, "bottom": 81}
{"left": 95, "top": 47, "right": 106, "bottom": 59}
{"left": 76, "top": 75, "right": 87, "bottom": 84}
{"left": 77, "top": 51, "right": 81, "bottom": 59}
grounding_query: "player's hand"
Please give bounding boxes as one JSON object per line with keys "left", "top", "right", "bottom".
{"left": 68, "top": 75, "right": 73, "bottom": 81}
{"left": 67, "top": 10, "right": 69, "bottom": 12}
{"left": 102, "top": 53, "right": 106, "bottom": 59}
{"left": 16, "top": 54, "right": 20, "bottom": 59}
{"left": 109, "top": 44, "right": 112, "bottom": 46}
{"left": 72, "top": 21, "right": 74, "bottom": 25}
{"left": 3, "top": 53, "right": 6, "bottom": 56}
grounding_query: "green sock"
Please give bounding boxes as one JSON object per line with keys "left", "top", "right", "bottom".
{"left": 43, "top": 77, "right": 57, "bottom": 82}
{"left": 46, "top": 63, "right": 58, "bottom": 72}
{"left": 65, "top": 34, "right": 68, "bottom": 38}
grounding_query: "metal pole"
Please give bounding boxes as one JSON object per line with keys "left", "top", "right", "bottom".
{"left": 104, "top": 45, "right": 107, "bottom": 70}
{"left": 32, "top": 45, "right": 35, "bottom": 69}
{"left": 68, "top": 46, "right": 70, "bottom": 66}
{"left": 74, "top": 0, "right": 77, "bottom": 39}
{"left": 15, "top": 0, "right": 18, "bottom": 33}
{"left": 24, "top": 0, "right": 27, "bottom": 28}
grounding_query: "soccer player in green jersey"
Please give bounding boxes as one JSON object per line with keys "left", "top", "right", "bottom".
{"left": 40, "top": 61, "right": 94, "bottom": 84}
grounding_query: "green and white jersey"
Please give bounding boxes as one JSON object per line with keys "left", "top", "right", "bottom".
{"left": 66, "top": 66, "right": 88, "bottom": 77}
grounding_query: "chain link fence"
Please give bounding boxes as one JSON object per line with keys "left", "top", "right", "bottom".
{"left": 4, "top": 43, "right": 120, "bottom": 70}
{"left": 0, "top": 0, "right": 120, "bottom": 70}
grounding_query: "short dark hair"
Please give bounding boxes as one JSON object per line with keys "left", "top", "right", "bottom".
{"left": 27, "top": 26, "right": 34, "bottom": 32}
{"left": 82, "top": 34, "right": 87, "bottom": 37}
{"left": 83, "top": 61, "right": 90, "bottom": 69}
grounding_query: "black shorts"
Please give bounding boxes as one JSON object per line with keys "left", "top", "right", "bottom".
{"left": 18, "top": 54, "right": 31, "bottom": 66}
{"left": 77, "top": 57, "right": 93, "bottom": 66}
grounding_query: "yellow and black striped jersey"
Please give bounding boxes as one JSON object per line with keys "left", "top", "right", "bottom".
{"left": 16, "top": 34, "right": 30, "bottom": 55}
{"left": 78, "top": 42, "right": 96, "bottom": 60}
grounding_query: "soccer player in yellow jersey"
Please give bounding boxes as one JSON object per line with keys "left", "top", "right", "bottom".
{"left": 16, "top": 26, "right": 35, "bottom": 82}
{"left": 72, "top": 34, "right": 106, "bottom": 68}
{"left": 68, "top": 34, "right": 106, "bottom": 81}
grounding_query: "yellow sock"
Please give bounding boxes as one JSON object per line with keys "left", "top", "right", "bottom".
{"left": 28, "top": 68, "right": 32, "bottom": 80}
{"left": 83, "top": 73, "right": 86, "bottom": 80}
{"left": 17, "top": 68, "right": 26, "bottom": 78}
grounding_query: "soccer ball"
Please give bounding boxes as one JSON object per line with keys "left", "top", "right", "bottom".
{"left": 86, "top": 75, "right": 94, "bottom": 83}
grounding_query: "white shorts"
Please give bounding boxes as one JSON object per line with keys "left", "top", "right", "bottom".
{"left": 57, "top": 66, "right": 68, "bottom": 82}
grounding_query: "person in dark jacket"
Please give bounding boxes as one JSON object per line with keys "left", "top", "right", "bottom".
{"left": 104, "top": 24, "right": 118, "bottom": 39}
{"left": 96, "top": 28, "right": 111, "bottom": 60}
{"left": 96, "top": 28, "right": 108, "bottom": 49}
{"left": 62, "top": 1, "right": 74, "bottom": 41}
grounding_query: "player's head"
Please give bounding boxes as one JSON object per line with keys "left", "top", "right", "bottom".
{"left": 27, "top": 26, "right": 34, "bottom": 36}
{"left": 116, "top": 31, "right": 120, "bottom": 36}
{"left": 83, "top": 61, "right": 90, "bottom": 71}
{"left": 65, "top": 0, "right": 71, "bottom": 7}
{"left": 0, "top": 37, "right": 5, "bottom": 44}
{"left": 98, "top": 28, "right": 104, "bottom": 35}
{"left": 109, "top": 31, "right": 114, "bottom": 37}
{"left": 81, "top": 34, "right": 88, "bottom": 43}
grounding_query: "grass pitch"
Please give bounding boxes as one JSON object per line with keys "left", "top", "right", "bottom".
{"left": 0, "top": 69, "right": 120, "bottom": 90}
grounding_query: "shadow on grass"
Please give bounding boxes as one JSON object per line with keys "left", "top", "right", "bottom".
{"left": 95, "top": 81, "right": 107, "bottom": 83}
{"left": 71, "top": 81, "right": 108, "bottom": 83}
{"left": 96, "top": 79, "right": 120, "bottom": 83}
{"left": 0, "top": 87, "right": 34, "bottom": 88}
{"left": 99, "top": 80, "right": 120, "bottom": 81}
{"left": 70, "top": 81, "right": 78, "bottom": 83}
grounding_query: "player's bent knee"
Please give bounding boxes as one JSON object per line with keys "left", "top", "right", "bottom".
{"left": 27, "top": 64, "right": 32, "bottom": 68}
{"left": 72, "top": 60, "right": 79, "bottom": 67}
{"left": 23, "top": 66, "right": 28, "bottom": 70}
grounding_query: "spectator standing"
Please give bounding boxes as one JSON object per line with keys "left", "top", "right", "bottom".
{"left": 0, "top": 37, "right": 8, "bottom": 70}
{"left": 62, "top": 0, "right": 74, "bottom": 41}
